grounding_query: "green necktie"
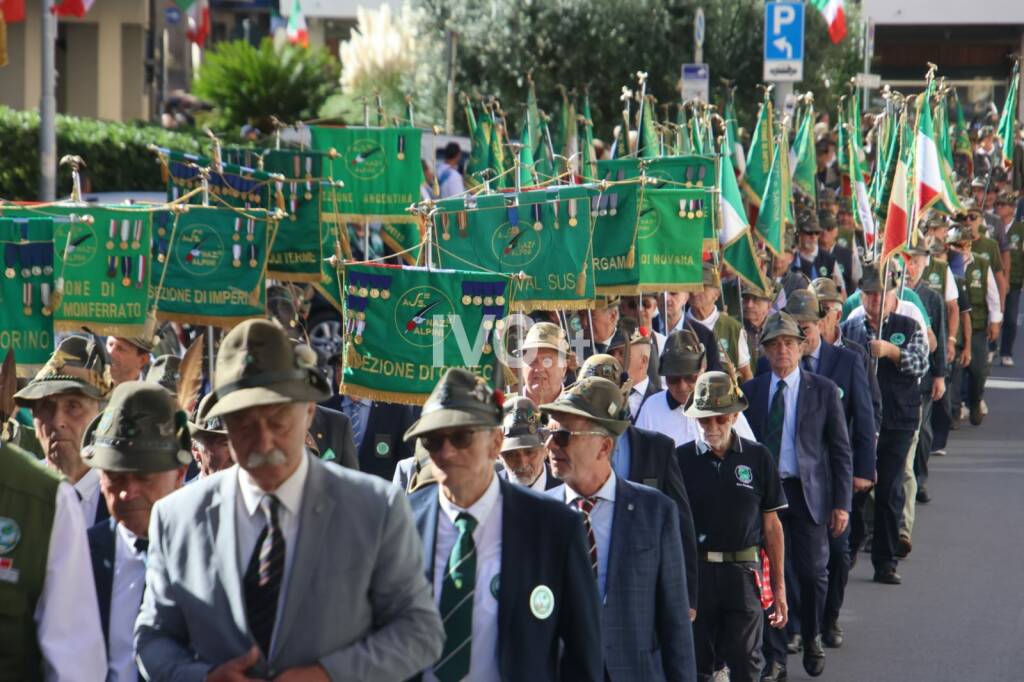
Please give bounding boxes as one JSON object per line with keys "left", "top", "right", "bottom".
{"left": 435, "top": 512, "right": 478, "bottom": 682}
{"left": 764, "top": 379, "right": 787, "bottom": 464}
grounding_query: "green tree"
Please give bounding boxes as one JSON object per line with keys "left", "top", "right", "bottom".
{"left": 415, "top": 0, "right": 861, "bottom": 138}
{"left": 192, "top": 38, "right": 341, "bottom": 133}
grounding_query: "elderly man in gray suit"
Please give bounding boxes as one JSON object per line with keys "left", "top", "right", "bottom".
{"left": 135, "top": 319, "right": 444, "bottom": 681}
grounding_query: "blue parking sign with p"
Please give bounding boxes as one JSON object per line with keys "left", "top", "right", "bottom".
{"left": 763, "top": 1, "right": 804, "bottom": 81}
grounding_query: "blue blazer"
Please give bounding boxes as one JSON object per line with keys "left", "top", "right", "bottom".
{"left": 547, "top": 477, "right": 697, "bottom": 682}
{"left": 756, "top": 341, "right": 876, "bottom": 480}
{"left": 742, "top": 370, "right": 854, "bottom": 524}
{"left": 87, "top": 517, "right": 117, "bottom": 652}
{"left": 409, "top": 477, "right": 603, "bottom": 682}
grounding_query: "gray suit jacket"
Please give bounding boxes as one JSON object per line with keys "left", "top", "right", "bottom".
{"left": 135, "top": 453, "right": 444, "bottom": 681}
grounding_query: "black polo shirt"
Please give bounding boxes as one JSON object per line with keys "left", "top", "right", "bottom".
{"left": 678, "top": 434, "right": 787, "bottom": 552}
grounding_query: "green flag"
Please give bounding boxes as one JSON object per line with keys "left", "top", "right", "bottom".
{"left": 517, "top": 117, "right": 538, "bottom": 187}
{"left": 996, "top": 61, "right": 1020, "bottom": 161}
{"left": 580, "top": 94, "right": 598, "bottom": 182}
{"left": 150, "top": 207, "right": 274, "bottom": 327}
{"left": 791, "top": 104, "right": 817, "bottom": 202}
{"left": 489, "top": 113, "right": 509, "bottom": 188}
{"left": 340, "top": 263, "right": 508, "bottom": 404}
{"left": 0, "top": 218, "right": 55, "bottom": 367}
{"left": 632, "top": 188, "right": 705, "bottom": 291}
{"left": 433, "top": 186, "right": 595, "bottom": 310}
{"left": 638, "top": 95, "right": 659, "bottom": 159}
{"left": 953, "top": 91, "right": 971, "bottom": 158}
{"left": 466, "top": 112, "right": 493, "bottom": 188}
{"left": 312, "top": 126, "right": 423, "bottom": 224}
{"left": 754, "top": 143, "right": 786, "bottom": 256}
{"left": 743, "top": 93, "right": 774, "bottom": 206}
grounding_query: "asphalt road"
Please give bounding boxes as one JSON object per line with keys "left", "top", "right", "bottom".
{"left": 786, "top": 358, "right": 1024, "bottom": 681}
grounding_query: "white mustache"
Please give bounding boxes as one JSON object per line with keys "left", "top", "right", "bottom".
{"left": 245, "top": 448, "right": 288, "bottom": 468}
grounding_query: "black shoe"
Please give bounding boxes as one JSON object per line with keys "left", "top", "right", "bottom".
{"left": 873, "top": 568, "right": 902, "bottom": 585}
{"left": 950, "top": 413, "right": 961, "bottom": 430}
{"left": 916, "top": 487, "right": 931, "bottom": 504}
{"left": 761, "top": 662, "right": 788, "bottom": 681}
{"left": 970, "top": 405, "right": 984, "bottom": 426}
{"left": 896, "top": 536, "right": 912, "bottom": 558}
{"left": 786, "top": 633, "right": 803, "bottom": 654}
{"left": 802, "top": 635, "right": 826, "bottom": 677}
{"left": 823, "top": 621, "right": 844, "bottom": 648}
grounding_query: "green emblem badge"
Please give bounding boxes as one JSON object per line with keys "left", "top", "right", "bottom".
{"left": 375, "top": 440, "right": 390, "bottom": 457}
{"left": 890, "top": 332, "right": 906, "bottom": 346}
{"left": 529, "top": 584, "right": 554, "bottom": 620}
{"left": 0, "top": 517, "right": 21, "bottom": 555}
{"left": 321, "top": 448, "right": 336, "bottom": 462}
{"left": 820, "top": 267, "right": 829, "bottom": 276}
{"left": 490, "top": 574, "right": 500, "bottom": 599}
{"left": 735, "top": 465, "right": 753, "bottom": 485}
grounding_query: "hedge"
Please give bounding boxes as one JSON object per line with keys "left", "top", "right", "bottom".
{"left": 0, "top": 106, "right": 211, "bottom": 201}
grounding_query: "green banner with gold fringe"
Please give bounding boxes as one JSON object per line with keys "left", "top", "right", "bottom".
{"left": 340, "top": 263, "right": 508, "bottom": 405}
{"left": 431, "top": 185, "right": 595, "bottom": 310}
{"left": 0, "top": 217, "right": 55, "bottom": 367}
{"left": 0, "top": 204, "right": 154, "bottom": 336}
{"left": 312, "top": 126, "right": 423, "bottom": 224}
{"left": 592, "top": 156, "right": 717, "bottom": 294}
{"left": 149, "top": 206, "right": 275, "bottom": 327}
{"left": 635, "top": 188, "right": 708, "bottom": 292}
{"left": 259, "top": 149, "right": 329, "bottom": 282}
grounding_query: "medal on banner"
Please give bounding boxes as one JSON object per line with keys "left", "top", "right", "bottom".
{"left": 304, "top": 156, "right": 314, "bottom": 200}
{"left": 41, "top": 282, "right": 52, "bottom": 316}
{"left": 397, "top": 134, "right": 406, "bottom": 161}
{"left": 232, "top": 243, "right": 242, "bottom": 268}
{"left": 135, "top": 255, "right": 146, "bottom": 288}
{"left": 248, "top": 243, "right": 258, "bottom": 268}
{"left": 121, "top": 256, "right": 132, "bottom": 287}
{"left": 106, "top": 219, "right": 117, "bottom": 250}
{"left": 695, "top": 199, "right": 704, "bottom": 219}
{"left": 119, "top": 219, "right": 130, "bottom": 250}
{"left": 4, "top": 243, "right": 16, "bottom": 279}
{"left": 106, "top": 255, "right": 118, "bottom": 279}
{"left": 131, "top": 219, "right": 143, "bottom": 250}
{"left": 22, "top": 281, "right": 32, "bottom": 316}
{"left": 567, "top": 195, "right": 578, "bottom": 227}
{"left": 531, "top": 202, "right": 543, "bottom": 232}
{"left": 233, "top": 216, "right": 241, "bottom": 242}
{"left": 460, "top": 279, "right": 508, "bottom": 354}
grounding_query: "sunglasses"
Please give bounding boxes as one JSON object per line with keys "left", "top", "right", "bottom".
{"left": 419, "top": 429, "right": 482, "bottom": 453}
{"left": 541, "top": 428, "right": 608, "bottom": 448}
{"left": 666, "top": 374, "right": 701, "bottom": 385}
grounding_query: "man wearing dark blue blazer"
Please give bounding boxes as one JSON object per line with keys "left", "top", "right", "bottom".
{"left": 782, "top": 290, "right": 876, "bottom": 651}
{"left": 742, "top": 312, "right": 853, "bottom": 679}
{"left": 541, "top": 376, "right": 697, "bottom": 682}
{"left": 405, "top": 368, "right": 602, "bottom": 682}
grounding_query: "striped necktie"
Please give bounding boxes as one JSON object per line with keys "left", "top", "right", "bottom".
{"left": 576, "top": 496, "right": 600, "bottom": 578}
{"left": 435, "top": 512, "right": 478, "bottom": 682}
{"left": 243, "top": 495, "right": 285, "bottom": 656}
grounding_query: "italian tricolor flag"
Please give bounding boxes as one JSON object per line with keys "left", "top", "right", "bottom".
{"left": 719, "top": 136, "right": 769, "bottom": 294}
{"left": 810, "top": 0, "right": 846, "bottom": 44}
{"left": 914, "top": 85, "right": 943, "bottom": 215}
{"left": 176, "top": 0, "right": 210, "bottom": 46}
{"left": 287, "top": 0, "right": 308, "bottom": 48}
{"left": 881, "top": 152, "right": 910, "bottom": 263}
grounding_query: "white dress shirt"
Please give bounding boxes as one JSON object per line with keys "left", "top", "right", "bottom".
{"left": 108, "top": 523, "right": 147, "bottom": 682}
{"left": 628, "top": 376, "right": 650, "bottom": 418}
{"left": 73, "top": 467, "right": 102, "bottom": 524}
{"left": 529, "top": 466, "right": 549, "bottom": 493}
{"left": 769, "top": 367, "right": 802, "bottom": 479}
{"left": 564, "top": 471, "right": 617, "bottom": 598}
{"left": 426, "top": 473, "right": 502, "bottom": 682}
{"left": 34, "top": 481, "right": 108, "bottom": 682}
{"left": 635, "top": 390, "right": 756, "bottom": 446}
{"left": 236, "top": 451, "right": 309, "bottom": 650}
{"left": 943, "top": 265, "right": 959, "bottom": 303}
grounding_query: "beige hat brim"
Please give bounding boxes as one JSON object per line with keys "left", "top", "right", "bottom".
{"left": 403, "top": 408, "right": 499, "bottom": 442}
{"left": 683, "top": 396, "right": 749, "bottom": 419}
{"left": 539, "top": 405, "right": 629, "bottom": 437}
{"left": 500, "top": 434, "right": 544, "bottom": 453}
{"left": 205, "top": 379, "right": 329, "bottom": 419}
{"left": 516, "top": 341, "right": 567, "bottom": 355}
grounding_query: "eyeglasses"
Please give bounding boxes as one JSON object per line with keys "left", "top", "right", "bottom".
{"left": 419, "top": 429, "right": 482, "bottom": 453}
{"left": 541, "top": 428, "right": 608, "bottom": 448}
{"left": 666, "top": 374, "right": 701, "bottom": 385}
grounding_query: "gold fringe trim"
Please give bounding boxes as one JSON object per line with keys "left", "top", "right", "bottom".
{"left": 509, "top": 298, "right": 595, "bottom": 312}
{"left": 54, "top": 321, "right": 147, "bottom": 337}
{"left": 322, "top": 212, "right": 419, "bottom": 225}
{"left": 266, "top": 270, "right": 322, "bottom": 283}
{"left": 153, "top": 312, "right": 263, "bottom": 329}
{"left": 339, "top": 382, "right": 428, "bottom": 406}
{"left": 596, "top": 284, "right": 643, "bottom": 296}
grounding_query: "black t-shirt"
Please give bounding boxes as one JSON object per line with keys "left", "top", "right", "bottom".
{"left": 678, "top": 435, "right": 787, "bottom": 552}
